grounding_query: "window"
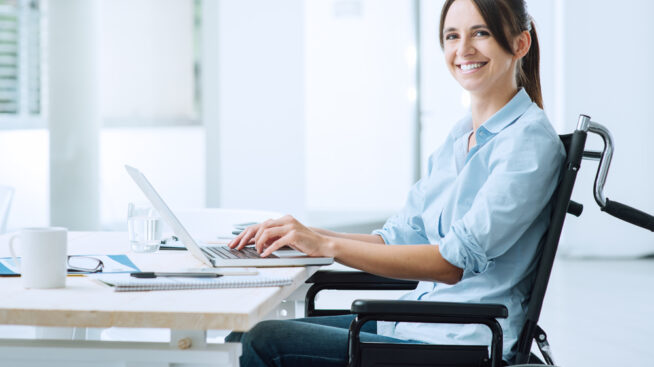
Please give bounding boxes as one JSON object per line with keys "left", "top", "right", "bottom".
{"left": 0, "top": 0, "right": 41, "bottom": 128}
{"left": 100, "top": 0, "right": 200, "bottom": 127}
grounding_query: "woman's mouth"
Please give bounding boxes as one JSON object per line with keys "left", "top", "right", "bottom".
{"left": 458, "top": 62, "right": 487, "bottom": 73}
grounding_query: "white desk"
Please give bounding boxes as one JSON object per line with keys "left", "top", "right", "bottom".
{"left": 0, "top": 231, "right": 319, "bottom": 367}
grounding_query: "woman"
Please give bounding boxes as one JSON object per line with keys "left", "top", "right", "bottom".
{"left": 227, "top": 0, "right": 564, "bottom": 365}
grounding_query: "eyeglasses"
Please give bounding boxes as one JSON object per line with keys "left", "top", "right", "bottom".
{"left": 67, "top": 256, "right": 104, "bottom": 273}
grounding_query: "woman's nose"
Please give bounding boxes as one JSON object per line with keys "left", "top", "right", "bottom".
{"left": 457, "top": 36, "right": 475, "bottom": 57}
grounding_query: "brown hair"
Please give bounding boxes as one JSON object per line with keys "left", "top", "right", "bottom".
{"left": 439, "top": 0, "right": 543, "bottom": 108}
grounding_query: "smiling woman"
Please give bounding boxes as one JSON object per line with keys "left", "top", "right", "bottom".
{"left": 225, "top": 0, "right": 565, "bottom": 366}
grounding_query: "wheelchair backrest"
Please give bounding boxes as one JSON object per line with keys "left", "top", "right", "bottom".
{"left": 513, "top": 128, "right": 588, "bottom": 364}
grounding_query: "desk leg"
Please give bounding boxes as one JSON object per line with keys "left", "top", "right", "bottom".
{"left": 35, "top": 326, "right": 74, "bottom": 339}
{"left": 265, "top": 284, "right": 311, "bottom": 321}
{"left": 277, "top": 283, "right": 310, "bottom": 319}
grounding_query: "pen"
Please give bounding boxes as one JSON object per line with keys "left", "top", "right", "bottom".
{"left": 130, "top": 272, "right": 223, "bottom": 279}
{"left": 159, "top": 246, "right": 187, "bottom": 251}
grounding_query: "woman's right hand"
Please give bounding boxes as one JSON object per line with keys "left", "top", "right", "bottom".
{"left": 228, "top": 219, "right": 287, "bottom": 251}
{"left": 228, "top": 221, "right": 265, "bottom": 250}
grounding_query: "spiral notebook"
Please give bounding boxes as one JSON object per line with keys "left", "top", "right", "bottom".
{"left": 91, "top": 273, "right": 293, "bottom": 292}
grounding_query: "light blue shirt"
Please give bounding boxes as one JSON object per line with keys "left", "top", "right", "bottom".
{"left": 373, "top": 89, "right": 565, "bottom": 362}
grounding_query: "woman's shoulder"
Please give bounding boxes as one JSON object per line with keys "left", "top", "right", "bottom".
{"left": 519, "top": 104, "right": 559, "bottom": 137}
{"left": 492, "top": 104, "right": 565, "bottom": 160}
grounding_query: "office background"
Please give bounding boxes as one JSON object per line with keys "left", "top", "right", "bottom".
{"left": 1, "top": 0, "right": 652, "bottom": 257}
{"left": 0, "top": 1, "right": 653, "bottom": 366}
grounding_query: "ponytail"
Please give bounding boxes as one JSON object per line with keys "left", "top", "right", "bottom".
{"left": 517, "top": 22, "right": 543, "bottom": 109}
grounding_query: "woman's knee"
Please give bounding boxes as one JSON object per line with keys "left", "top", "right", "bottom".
{"left": 240, "top": 320, "right": 291, "bottom": 353}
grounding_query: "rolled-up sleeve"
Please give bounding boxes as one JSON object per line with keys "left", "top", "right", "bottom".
{"left": 439, "top": 219, "right": 490, "bottom": 274}
{"left": 373, "top": 211, "right": 429, "bottom": 245}
{"left": 439, "top": 130, "right": 565, "bottom": 276}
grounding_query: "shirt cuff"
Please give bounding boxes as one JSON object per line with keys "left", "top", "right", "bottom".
{"left": 371, "top": 229, "right": 390, "bottom": 244}
{"left": 439, "top": 220, "right": 490, "bottom": 276}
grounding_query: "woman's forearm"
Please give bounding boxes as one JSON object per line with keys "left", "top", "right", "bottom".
{"left": 310, "top": 227, "right": 385, "bottom": 244}
{"left": 326, "top": 238, "right": 463, "bottom": 284}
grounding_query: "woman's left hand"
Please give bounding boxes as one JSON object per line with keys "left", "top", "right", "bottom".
{"left": 239, "top": 215, "right": 334, "bottom": 258}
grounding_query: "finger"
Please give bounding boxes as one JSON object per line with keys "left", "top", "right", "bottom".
{"left": 261, "top": 231, "right": 297, "bottom": 258}
{"left": 253, "top": 216, "right": 292, "bottom": 244}
{"left": 228, "top": 230, "right": 246, "bottom": 248}
{"left": 256, "top": 223, "right": 279, "bottom": 253}
{"left": 256, "top": 225, "right": 291, "bottom": 253}
{"left": 253, "top": 219, "right": 275, "bottom": 245}
{"left": 236, "top": 226, "right": 258, "bottom": 250}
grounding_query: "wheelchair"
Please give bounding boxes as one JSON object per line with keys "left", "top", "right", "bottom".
{"left": 304, "top": 114, "right": 654, "bottom": 367}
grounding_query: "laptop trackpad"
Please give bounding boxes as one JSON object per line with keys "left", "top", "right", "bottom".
{"left": 272, "top": 249, "right": 308, "bottom": 258}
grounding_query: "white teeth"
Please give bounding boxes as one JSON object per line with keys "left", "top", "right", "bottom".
{"left": 460, "top": 63, "right": 484, "bottom": 71}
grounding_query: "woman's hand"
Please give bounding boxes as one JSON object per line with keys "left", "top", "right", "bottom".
{"left": 227, "top": 215, "right": 334, "bottom": 258}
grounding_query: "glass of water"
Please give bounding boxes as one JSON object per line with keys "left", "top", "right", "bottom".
{"left": 127, "top": 202, "right": 163, "bottom": 253}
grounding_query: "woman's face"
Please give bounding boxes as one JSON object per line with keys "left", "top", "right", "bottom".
{"left": 442, "top": 0, "right": 518, "bottom": 97}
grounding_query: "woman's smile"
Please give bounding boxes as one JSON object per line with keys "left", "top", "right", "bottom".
{"left": 457, "top": 61, "right": 488, "bottom": 74}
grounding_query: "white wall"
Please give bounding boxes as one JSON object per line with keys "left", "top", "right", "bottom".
{"left": 100, "top": 0, "right": 196, "bottom": 125}
{"left": 0, "top": 128, "right": 205, "bottom": 232}
{"left": 100, "top": 127, "right": 205, "bottom": 230}
{"left": 557, "top": 0, "right": 654, "bottom": 257}
{"left": 98, "top": 0, "right": 203, "bottom": 230}
{"left": 210, "top": 0, "right": 417, "bottom": 218}
{"left": 0, "top": 130, "right": 49, "bottom": 230}
{"left": 305, "top": 0, "right": 416, "bottom": 211}
{"left": 211, "top": 0, "right": 306, "bottom": 215}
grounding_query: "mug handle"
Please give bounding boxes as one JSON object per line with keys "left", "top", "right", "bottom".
{"left": 8, "top": 234, "right": 20, "bottom": 270}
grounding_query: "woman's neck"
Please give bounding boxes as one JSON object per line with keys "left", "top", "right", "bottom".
{"left": 470, "top": 85, "right": 519, "bottom": 131}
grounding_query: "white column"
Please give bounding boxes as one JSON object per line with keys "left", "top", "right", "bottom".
{"left": 48, "top": 0, "right": 100, "bottom": 230}
{"left": 202, "top": 0, "right": 221, "bottom": 208}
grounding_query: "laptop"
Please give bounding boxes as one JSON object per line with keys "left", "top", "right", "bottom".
{"left": 125, "top": 165, "right": 334, "bottom": 267}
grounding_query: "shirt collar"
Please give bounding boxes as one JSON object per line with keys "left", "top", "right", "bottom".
{"left": 450, "top": 88, "right": 533, "bottom": 141}
{"left": 480, "top": 88, "right": 532, "bottom": 134}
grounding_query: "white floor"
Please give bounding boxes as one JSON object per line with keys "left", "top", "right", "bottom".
{"left": 1, "top": 257, "right": 652, "bottom": 366}
{"left": 538, "top": 257, "right": 654, "bottom": 367}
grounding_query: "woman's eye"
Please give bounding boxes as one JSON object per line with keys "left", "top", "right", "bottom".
{"left": 444, "top": 33, "right": 458, "bottom": 41}
{"left": 474, "top": 30, "right": 490, "bottom": 37}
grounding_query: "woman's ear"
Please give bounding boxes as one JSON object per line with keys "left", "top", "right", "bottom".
{"left": 513, "top": 30, "right": 531, "bottom": 59}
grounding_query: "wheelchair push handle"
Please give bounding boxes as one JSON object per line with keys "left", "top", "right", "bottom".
{"left": 602, "top": 198, "right": 654, "bottom": 232}
{"left": 576, "top": 114, "right": 654, "bottom": 232}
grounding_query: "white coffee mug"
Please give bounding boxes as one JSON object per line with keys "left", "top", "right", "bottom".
{"left": 8, "top": 227, "right": 68, "bottom": 289}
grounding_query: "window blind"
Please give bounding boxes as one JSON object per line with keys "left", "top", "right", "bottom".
{"left": 0, "top": 0, "right": 40, "bottom": 117}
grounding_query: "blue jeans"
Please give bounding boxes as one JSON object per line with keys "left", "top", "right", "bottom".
{"left": 225, "top": 315, "right": 417, "bottom": 367}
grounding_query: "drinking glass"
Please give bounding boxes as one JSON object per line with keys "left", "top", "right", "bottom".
{"left": 127, "top": 203, "right": 163, "bottom": 253}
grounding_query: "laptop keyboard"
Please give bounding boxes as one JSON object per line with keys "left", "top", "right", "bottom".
{"left": 204, "top": 246, "right": 279, "bottom": 259}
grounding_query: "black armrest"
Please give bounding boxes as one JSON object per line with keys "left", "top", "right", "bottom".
{"left": 305, "top": 271, "right": 418, "bottom": 317}
{"left": 349, "top": 299, "right": 507, "bottom": 367}
{"left": 351, "top": 299, "right": 508, "bottom": 319}
{"left": 306, "top": 270, "right": 419, "bottom": 288}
